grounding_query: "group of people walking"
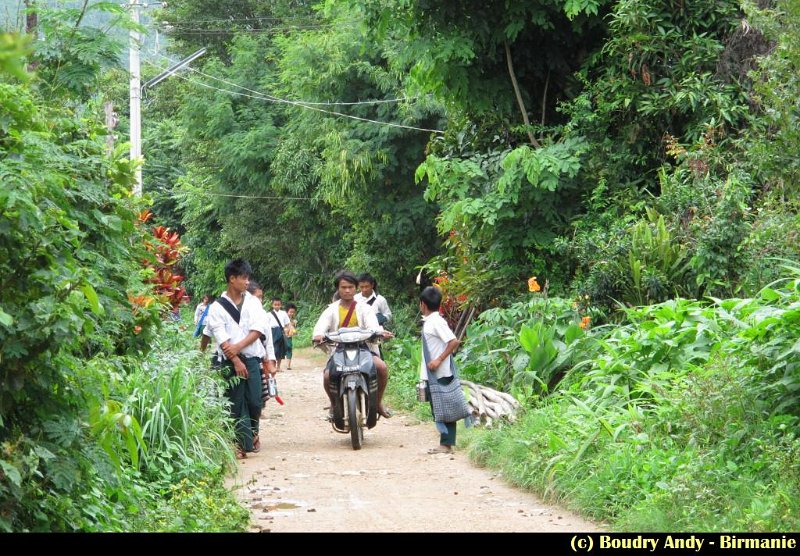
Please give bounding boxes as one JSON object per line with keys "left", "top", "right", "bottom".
{"left": 194, "top": 258, "right": 469, "bottom": 457}
{"left": 195, "top": 259, "right": 400, "bottom": 458}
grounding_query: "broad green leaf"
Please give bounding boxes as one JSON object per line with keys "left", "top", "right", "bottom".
{"left": 760, "top": 287, "right": 782, "bottom": 302}
{"left": 564, "top": 323, "right": 584, "bottom": 344}
{"left": 0, "top": 307, "right": 13, "bottom": 327}
{"left": 0, "top": 461, "right": 22, "bottom": 487}
{"left": 519, "top": 325, "right": 539, "bottom": 354}
{"left": 80, "top": 283, "right": 103, "bottom": 316}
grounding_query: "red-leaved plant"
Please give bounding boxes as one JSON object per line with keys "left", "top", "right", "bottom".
{"left": 137, "top": 210, "right": 187, "bottom": 314}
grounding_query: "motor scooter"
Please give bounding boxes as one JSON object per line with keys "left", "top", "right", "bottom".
{"left": 316, "top": 327, "right": 383, "bottom": 450}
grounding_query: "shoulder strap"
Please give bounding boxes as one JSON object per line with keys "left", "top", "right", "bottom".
{"left": 270, "top": 310, "right": 284, "bottom": 330}
{"left": 342, "top": 301, "right": 357, "bottom": 327}
{"left": 366, "top": 296, "right": 377, "bottom": 306}
{"left": 421, "top": 330, "right": 457, "bottom": 381}
{"left": 215, "top": 297, "right": 241, "bottom": 324}
{"left": 421, "top": 333, "right": 437, "bottom": 382}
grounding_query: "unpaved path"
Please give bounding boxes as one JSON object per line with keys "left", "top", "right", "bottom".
{"left": 231, "top": 348, "right": 600, "bottom": 532}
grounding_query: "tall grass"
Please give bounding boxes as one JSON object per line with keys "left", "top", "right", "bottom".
{"left": 93, "top": 320, "right": 249, "bottom": 531}
{"left": 129, "top": 339, "right": 235, "bottom": 479}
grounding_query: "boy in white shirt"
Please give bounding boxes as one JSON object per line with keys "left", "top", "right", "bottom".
{"left": 419, "top": 286, "right": 461, "bottom": 454}
{"left": 205, "top": 259, "right": 270, "bottom": 458}
{"left": 355, "top": 273, "right": 392, "bottom": 326}
{"left": 267, "top": 297, "right": 291, "bottom": 371}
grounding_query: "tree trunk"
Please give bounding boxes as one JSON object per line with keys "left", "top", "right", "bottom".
{"left": 504, "top": 41, "right": 540, "bottom": 148}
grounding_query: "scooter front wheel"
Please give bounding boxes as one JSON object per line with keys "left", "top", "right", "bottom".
{"left": 347, "top": 389, "right": 363, "bottom": 450}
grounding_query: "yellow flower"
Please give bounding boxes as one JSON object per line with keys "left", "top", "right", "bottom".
{"left": 528, "top": 276, "right": 541, "bottom": 292}
{"left": 579, "top": 316, "right": 591, "bottom": 329}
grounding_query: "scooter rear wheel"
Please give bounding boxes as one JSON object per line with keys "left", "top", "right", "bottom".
{"left": 347, "top": 389, "right": 363, "bottom": 450}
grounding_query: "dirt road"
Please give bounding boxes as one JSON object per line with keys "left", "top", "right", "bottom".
{"left": 231, "top": 347, "right": 600, "bottom": 532}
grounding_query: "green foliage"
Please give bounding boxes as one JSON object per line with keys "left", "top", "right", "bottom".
{"left": 363, "top": 0, "right": 609, "bottom": 120}
{"left": 126, "top": 336, "right": 235, "bottom": 479}
{"left": 417, "top": 135, "right": 588, "bottom": 306}
{"left": 744, "top": 0, "right": 800, "bottom": 198}
{"left": 383, "top": 336, "right": 431, "bottom": 421}
{"left": 690, "top": 173, "right": 753, "bottom": 296}
{"left": 0, "top": 32, "right": 30, "bottom": 80}
{"left": 384, "top": 301, "right": 421, "bottom": 340}
{"left": 131, "top": 476, "right": 250, "bottom": 532}
{"left": 144, "top": 4, "right": 441, "bottom": 303}
{"left": 0, "top": 25, "right": 247, "bottom": 532}
{"left": 464, "top": 270, "right": 800, "bottom": 530}
{"left": 104, "top": 322, "right": 248, "bottom": 532}
{"left": 33, "top": 3, "right": 139, "bottom": 100}
{"left": 457, "top": 294, "right": 596, "bottom": 400}
{"left": 0, "top": 25, "right": 161, "bottom": 530}
{"left": 739, "top": 211, "right": 800, "bottom": 292}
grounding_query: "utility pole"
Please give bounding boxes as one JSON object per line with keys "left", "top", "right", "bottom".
{"left": 129, "top": 0, "right": 143, "bottom": 196}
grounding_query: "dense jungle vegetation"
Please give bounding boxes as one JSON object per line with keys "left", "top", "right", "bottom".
{"left": 2, "top": 0, "right": 800, "bottom": 530}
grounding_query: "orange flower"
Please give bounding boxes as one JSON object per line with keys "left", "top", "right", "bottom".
{"left": 579, "top": 316, "right": 591, "bottom": 329}
{"left": 133, "top": 325, "right": 142, "bottom": 335}
{"left": 528, "top": 276, "right": 541, "bottom": 292}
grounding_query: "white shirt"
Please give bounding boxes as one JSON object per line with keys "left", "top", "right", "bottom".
{"left": 266, "top": 309, "right": 290, "bottom": 330}
{"left": 419, "top": 312, "right": 456, "bottom": 380}
{"left": 313, "top": 300, "right": 383, "bottom": 353}
{"left": 354, "top": 292, "right": 392, "bottom": 322}
{"left": 194, "top": 303, "right": 208, "bottom": 325}
{"left": 206, "top": 291, "right": 270, "bottom": 359}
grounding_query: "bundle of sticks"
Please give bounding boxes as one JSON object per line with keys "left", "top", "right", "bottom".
{"left": 462, "top": 380, "right": 521, "bottom": 427}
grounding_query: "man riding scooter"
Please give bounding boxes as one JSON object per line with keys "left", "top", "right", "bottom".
{"left": 313, "top": 271, "right": 394, "bottom": 420}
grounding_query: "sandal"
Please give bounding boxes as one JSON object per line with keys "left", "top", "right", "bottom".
{"left": 377, "top": 405, "right": 393, "bottom": 419}
{"left": 252, "top": 435, "right": 261, "bottom": 453}
{"left": 427, "top": 445, "right": 453, "bottom": 454}
{"left": 236, "top": 448, "right": 247, "bottom": 459}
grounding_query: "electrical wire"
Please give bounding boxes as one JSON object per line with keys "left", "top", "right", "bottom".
{"left": 143, "top": 59, "right": 444, "bottom": 134}
{"left": 165, "top": 15, "right": 333, "bottom": 24}
{"left": 156, "top": 23, "right": 351, "bottom": 34}
{"left": 154, "top": 52, "right": 419, "bottom": 107}
{"left": 188, "top": 191, "right": 314, "bottom": 201}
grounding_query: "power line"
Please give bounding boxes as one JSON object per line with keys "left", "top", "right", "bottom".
{"left": 180, "top": 191, "right": 314, "bottom": 201}
{"left": 154, "top": 52, "right": 418, "bottom": 106}
{"left": 158, "top": 23, "right": 351, "bottom": 34}
{"left": 166, "top": 15, "right": 331, "bottom": 24}
{"left": 143, "top": 59, "right": 444, "bottom": 134}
